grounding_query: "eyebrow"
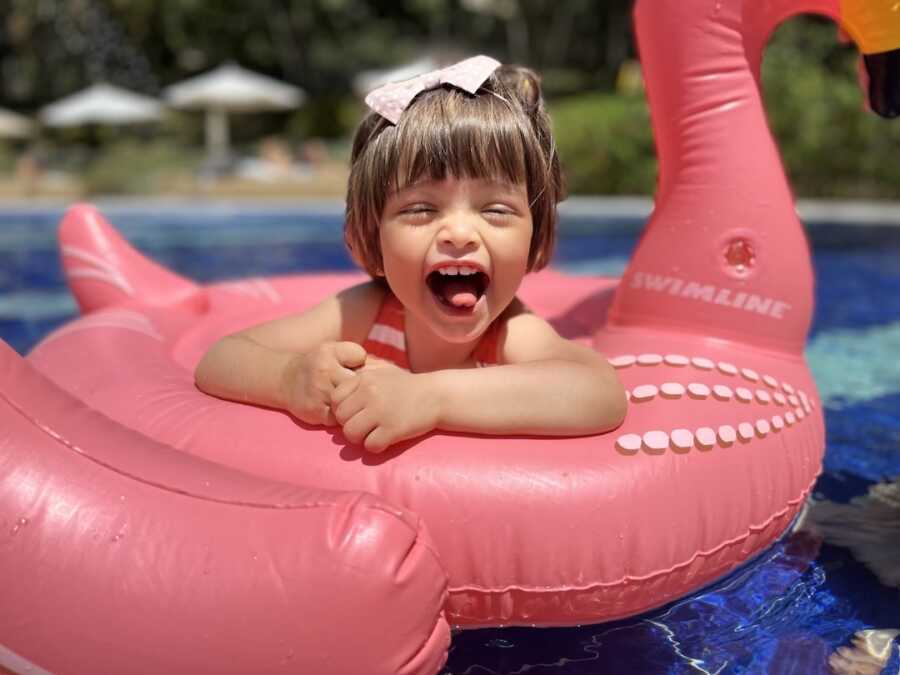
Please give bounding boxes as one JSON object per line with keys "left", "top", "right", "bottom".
{"left": 475, "top": 177, "right": 520, "bottom": 190}
{"left": 484, "top": 179, "right": 525, "bottom": 194}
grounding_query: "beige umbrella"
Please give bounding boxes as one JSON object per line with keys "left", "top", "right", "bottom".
{"left": 164, "top": 63, "right": 305, "bottom": 165}
{"left": 0, "top": 107, "right": 34, "bottom": 139}
{"left": 40, "top": 83, "right": 163, "bottom": 127}
{"left": 352, "top": 58, "right": 438, "bottom": 97}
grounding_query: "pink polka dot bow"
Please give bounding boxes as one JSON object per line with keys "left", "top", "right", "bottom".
{"left": 364, "top": 55, "right": 502, "bottom": 125}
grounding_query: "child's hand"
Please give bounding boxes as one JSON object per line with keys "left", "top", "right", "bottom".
{"left": 283, "top": 342, "right": 367, "bottom": 426}
{"left": 330, "top": 359, "right": 440, "bottom": 453}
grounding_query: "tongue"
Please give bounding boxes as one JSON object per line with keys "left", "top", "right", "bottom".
{"left": 441, "top": 278, "right": 478, "bottom": 308}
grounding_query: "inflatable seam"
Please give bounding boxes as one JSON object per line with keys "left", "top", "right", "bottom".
{"left": 397, "top": 608, "right": 451, "bottom": 675}
{"left": 0, "top": 643, "right": 54, "bottom": 675}
{"left": 1, "top": 388, "right": 406, "bottom": 517}
{"left": 447, "top": 479, "right": 815, "bottom": 594}
{"left": 2, "top": 371, "right": 448, "bottom": 564}
{"left": 38, "top": 309, "right": 163, "bottom": 346}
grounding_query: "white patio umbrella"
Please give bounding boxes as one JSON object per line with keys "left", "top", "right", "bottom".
{"left": 0, "top": 107, "right": 34, "bottom": 139}
{"left": 352, "top": 58, "right": 438, "bottom": 97}
{"left": 40, "top": 83, "right": 163, "bottom": 127}
{"left": 164, "top": 63, "right": 305, "bottom": 164}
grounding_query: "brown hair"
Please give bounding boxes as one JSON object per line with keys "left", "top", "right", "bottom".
{"left": 345, "top": 64, "right": 565, "bottom": 276}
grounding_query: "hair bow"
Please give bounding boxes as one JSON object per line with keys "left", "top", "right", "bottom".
{"left": 364, "top": 55, "right": 501, "bottom": 125}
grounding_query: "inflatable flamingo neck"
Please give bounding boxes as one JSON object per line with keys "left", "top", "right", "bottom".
{"left": 611, "top": 0, "right": 848, "bottom": 356}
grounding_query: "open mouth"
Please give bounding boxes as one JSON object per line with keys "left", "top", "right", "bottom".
{"left": 426, "top": 265, "right": 490, "bottom": 313}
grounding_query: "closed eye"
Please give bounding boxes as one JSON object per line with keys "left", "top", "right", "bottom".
{"left": 398, "top": 204, "right": 436, "bottom": 221}
{"left": 483, "top": 205, "right": 516, "bottom": 218}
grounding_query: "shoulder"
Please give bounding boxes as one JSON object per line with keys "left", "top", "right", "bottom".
{"left": 335, "top": 279, "right": 386, "bottom": 306}
{"left": 497, "top": 297, "right": 603, "bottom": 366}
{"left": 337, "top": 280, "right": 387, "bottom": 343}
{"left": 234, "top": 280, "right": 385, "bottom": 350}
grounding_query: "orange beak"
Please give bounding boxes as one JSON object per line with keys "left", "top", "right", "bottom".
{"left": 840, "top": 0, "right": 900, "bottom": 55}
{"left": 840, "top": 0, "right": 900, "bottom": 117}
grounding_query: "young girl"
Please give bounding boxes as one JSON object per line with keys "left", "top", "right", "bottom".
{"left": 195, "top": 55, "right": 626, "bottom": 452}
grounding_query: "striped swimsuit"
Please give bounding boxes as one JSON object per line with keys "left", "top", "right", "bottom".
{"left": 362, "top": 291, "right": 500, "bottom": 370}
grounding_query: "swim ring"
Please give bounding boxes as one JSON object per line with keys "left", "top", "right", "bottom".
{"left": 3, "top": 0, "right": 899, "bottom": 673}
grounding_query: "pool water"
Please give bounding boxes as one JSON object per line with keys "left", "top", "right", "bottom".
{"left": 2, "top": 205, "right": 898, "bottom": 674}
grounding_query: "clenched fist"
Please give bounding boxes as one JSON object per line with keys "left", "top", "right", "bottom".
{"left": 330, "top": 358, "right": 440, "bottom": 453}
{"left": 282, "top": 341, "right": 366, "bottom": 425}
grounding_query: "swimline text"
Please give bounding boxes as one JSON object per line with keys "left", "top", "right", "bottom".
{"left": 628, "top": 271, "right": 791, "bottom": 319}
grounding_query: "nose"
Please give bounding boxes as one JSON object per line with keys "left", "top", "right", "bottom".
{"left": 437, "top": 212, "right": 480, "bottom": 251}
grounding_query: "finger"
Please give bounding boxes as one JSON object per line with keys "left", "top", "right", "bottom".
{"left": 363, "top": 355, "right": 393, "bottom": 369}
{"left": 341, "top": 408, "right": 378, "bottom": 446}
{"left": 330, "top": 376, "right": 360, "bottom": 406}
{"left": 322, "top": 404, "right": 338, "bottom": 427}
{"left": 334, "top": 341, "right": 367, "bottom": 369}
{"left": 364, "top": 426, "right": 395, "bottom": 454}
{"left": 333, "top": 389, "right": 367, "bottom": 425}
{"left": 329, "top": 365, "right": 357, "bottom": 387}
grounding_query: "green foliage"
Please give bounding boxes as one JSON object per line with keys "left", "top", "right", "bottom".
{"left": 286, "top": 96, "right": 363, "bottom": 140}
{"left": 0, "top": 144, "right": 18, "bottom": 175}
{"left": 1, "top": 5, "right": 897, "bottom": 197}
{"left": 551, "top": 16, "right": 900, "bottom": 197}
{"left": 550, "top": 93, "right": 656, "bottom": 195}
{"left": 81, "top": 138, "right": 200, "bottom": 195}
{"left": 761, "top": 18, "right": 900, "bottom": 198}
{"left": 0, "top": 1, "right": 634, "bottom": 107}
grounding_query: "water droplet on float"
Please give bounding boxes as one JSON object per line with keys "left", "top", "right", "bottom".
{"left": 723, "top": 238, "right": 756, "bottom": 276}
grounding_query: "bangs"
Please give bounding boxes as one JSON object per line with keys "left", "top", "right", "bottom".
{"left": 384, "top": 88, "right": 532, "bottom": 193}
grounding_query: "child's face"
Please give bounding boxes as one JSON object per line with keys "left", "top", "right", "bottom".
{"left": 379, "top": 175, "right": 533, "bottom": 345}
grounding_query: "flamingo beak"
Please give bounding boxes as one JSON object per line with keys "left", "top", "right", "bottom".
{"left": 863, "top": 49, "right": 900, "bottom": 119}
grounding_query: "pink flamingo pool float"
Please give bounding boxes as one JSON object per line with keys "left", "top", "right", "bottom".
{"left": 2, "top": 0, "right": 898, "bottom": 673}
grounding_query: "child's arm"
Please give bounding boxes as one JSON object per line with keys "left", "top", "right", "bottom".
{"left": 194, "top": 282, "right": 383, "bottom": 424}
{"left": 331, "top": 304, "right": 627, "bottom": 452}
{"left": 433, "top": 312, "right": 626, "bottom": 435}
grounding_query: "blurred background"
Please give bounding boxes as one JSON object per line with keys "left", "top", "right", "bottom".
{"left": 0, "top": 0, "right": 898, "bottom": 200}
{"left": 1, "top": 4, "right": 899, "bottom": 673}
